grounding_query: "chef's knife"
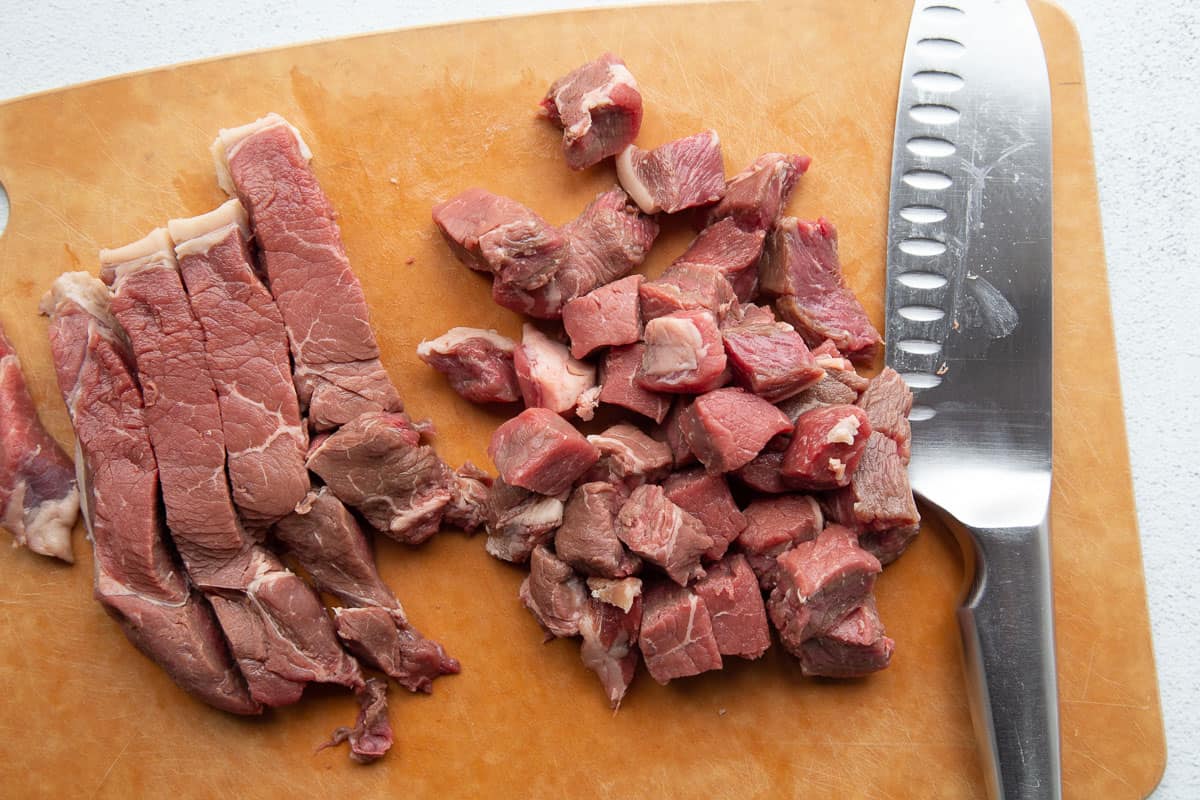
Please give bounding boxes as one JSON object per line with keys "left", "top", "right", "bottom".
{"left": 884, "top": 2, "right": 1059, "bottom": 798}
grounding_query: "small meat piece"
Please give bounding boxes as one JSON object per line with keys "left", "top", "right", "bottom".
{"left": 484, "top": 478, "right": 565, "bottom": 564}
{"left": 657, "top": 397, "right": 696, "bottom": 467}
{"left": 321, "top": 678, "right": 393, "bottom": 764}
{"left": 540, "top": 53, "right": 643, "bottom": 170}
{"left": 598, "top": 344, "right": 671, "bottom": 423}
{"left": 723, "top": 300, "right": 779, "bottom": 328}
{"left": 615, "top": 484, "right": 712, "bottom": 586}
{"left": 777, "top": 373, "right": 859, "bottom": 420}
{"left": 639, "top": 264, "right": 736, "bottom": 323}
{"left": 307, "top": 412, "right": 454, "bottom": 544}
{"left": 520, "top": 545, "right": 589, "bottom": 638}
{"left": 693, "top": 554, "right": 771, "bottom": 660}
{"left": 682, "top": 387, "right": 793, "bottom": 473}
{"left": 0, "top": 323, "right": 78, "bottom": 562}
{"left": 562, "top": 274, "right": 644, "bottom": 358}
{"left": 812, "top": 340, "right": 871, "bottom": 393}
{"left": 444, "top": 462, "right": 492, "bottom": 533}
{"left": 639, "top": 581, "right": 723, "bottom": 683}
{"left": 584, "top": 423, "right": 673, "bottom": 487}
{"left": 615, "top": 130, "right": 725, "bottom": 214}
{"left": 858, "top": 523, "right": 921, "bottom": 567}
{"left": 767, "top": 525, "right": 881, "bottom": 652}
{"left": 707, "top": 152, "right": 811, "bottom": 232}
{"left": 587, "top": 576, "right": 643, "bottom": 613}
{"left": 732, "top": 451, "right": 789, "bottom": 494}
{"left": 722, "top": 319, "right": 824, "bottom": 402}
{"left": 488, "top": 407, "right": 600, "bottom": 496}
{"left": 824, "top": 432, "right": 920, "bottom": 532}
{"left": 781, "top": 405, "right": 872, "bottom": 489}
{"left": 662, "top": 469, "right": 746, "bottom": 561}
{"left": 760, "top": 218, "right": 881, "bottom": 362}
{"left": 556, "top": 482, "right": 641, "bottom": 578}
{"left": 513, "top": 324, "right": 597, "bottom": 417}
{"left": 737, "top": 495, "right": 823, "bottom": 590}
{"left": 334, "top": 606, "right": 460, "bottom": 693}
{"left": 673, "top": 218, "right": 767, "bottom": 303}
{"left": 417, "top": 327, "right": 521, "bottom": 404}
{"left": 799, "top": 599, "right": 894, "bottom": 678}
{"left": 579, "top": 591, "right": 643, "bottom": 708}
{"left": 637, "top": 310, "right": 727, "bottom": 394}
{"left": 430, "top": 188, "right": 565, "bottom": 288}
{"left": 856, "top": 367, "right": 914, "bottom": 463}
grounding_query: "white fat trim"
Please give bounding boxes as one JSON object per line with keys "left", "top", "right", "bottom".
{"left": 642, "top": 317, "right": 703, "bottom": 376}
{"left": 21, "top": 487, "right": 79, "bottom": 563}
{"left": 42, "top": 272, "right": 116, "bottom": 328}
{"left": 168, "top": 198, "right": 251, "bottom": 258}
{"left": 416, "top": 326, "right": 516, "bottom": 358}
{"left": 211, "top": 112, "right": 313, "bottom": 196}
{"left": 615, "top": 145, "right": 657, "bottom": 214}
{"left": 825, "top": 414, "right": 861, "bottom": 444}
{"left": 828, "top": 457, "right": 846, "bottom": 482}
{"left": 100, "top": 228, "right": 178, "bottom": 287}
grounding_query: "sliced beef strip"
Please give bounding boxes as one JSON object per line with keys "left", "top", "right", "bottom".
{"left": 722, "top": 319, "right": 825, "bottom": 403}
{"left": 615, "top": 484, "right": 712, "bottom": 586}
{"left": 416, "top": 327, "right": 521, "bottom": 404}
{"left": 856, "top": 367, "right": 914, "bottom": 463}
{"left": 43, "top": 273, "right": 258, "bottom": 715}
{"left": 540, "top": 53, "right": 643, "bottom": 170}
{"left": 306, "top": 411, "right": 454, "bottom": 545}
{"left": 321, "top": 678, "right": 393, "bottom": 764}
{"left": 823, "top": 432, "right": 920, "bottom": 533}
{"left": 579, "top": 589, "right": 643, "bottom": 709}
{"left": 484, "top": 478, "right": 565, "bottom": 564}
{"left": 213, "top": 113, "right": 402, "bottom": 430}
{"left": 781, "top": 404, "right": 872, "bottom": 489}
{"left": 513, "top": 324, "right": 597, "bottom": 418}
{"left": 661, "top": 469, "right": 746, "bottom": 562}
{"left": 562, "top": 274, "right": 644, "bottom": 359}
{"left": 488, "top": 407, "right": 599, "bottom": 496}
{"left": 519, "top": 545, "right": 590, "bottom": 639}
{"left": 637, "top": 310, "right": 728, "bottom": 394}
{"left": 0, "top": 321, "right": 78, "bottom": 562}
{"left": 858, "top": 523, "right": 920, "bottom": 567}
{"left": 169, "top": 199, "right": 308, "bottom": 527}
{"left": 616, "top": 130, "right": 725, "bottom": 215}
{"left": 693, "top": 554, "right": 771, "bottom": 660}
{"left": 598, "top": 343, "right": 672, "bottom": 424}
{"left": 555, "top": 482, "right": 641, "bottom": 578}
{"left": 639, "top": 580, "right": 723, "bottom": 683}
{"left": 444, "top": 462, "right": 493, "bottom": 534}
{"left": 639, "top": 264, "right": 736, "bottom": 323}
{"left": 736, "top": 494, "right": 823, "bottom": 591}
{"left": 583, "top": 423, "right": 673, "bottom": 488}
{"left": 681, "top": 387, "right": 793, "bottom": 473}
{"left": 798, "top": 598, "right": 894, "bottom": 678}
{"left": 672, "top": 217, "right": 766, "bottom": 303}
{"left": 706, "top": 152, "right": 811, "bottom": 232}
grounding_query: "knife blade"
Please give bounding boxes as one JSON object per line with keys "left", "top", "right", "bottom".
{"left": 884, "top": 2, "right": 1059, "bottom": 798}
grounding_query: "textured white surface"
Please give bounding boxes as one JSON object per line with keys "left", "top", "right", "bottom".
{"left": 1, "top": 0, "right": 1197, "bottom": 795}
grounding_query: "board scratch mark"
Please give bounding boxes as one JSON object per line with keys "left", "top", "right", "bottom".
{"left": 89, "top": 737, "right": 133, "bottom": 800}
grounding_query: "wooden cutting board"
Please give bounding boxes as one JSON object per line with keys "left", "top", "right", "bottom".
{"left": 0, "top": 1, "right": 1165, "bottom": 797}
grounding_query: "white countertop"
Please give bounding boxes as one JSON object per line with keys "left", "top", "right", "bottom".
{"left": 3, "top": 1, "right": 1196, "bottom": 795}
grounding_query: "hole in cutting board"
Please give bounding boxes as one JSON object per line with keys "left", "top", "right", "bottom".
{"left": 0, "top": 179, "right": 9, "bottom": 239}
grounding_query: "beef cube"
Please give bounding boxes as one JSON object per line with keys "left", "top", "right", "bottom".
{"left": 781, "top": 405, "right": 872, "bottom": 489}
{"left": 858, "top": 523, "right": 920, "bottom": 567}
{"left": 598, "top": 344, "right": 671, "bottom": 423}
{"left": 444, "top": 462, "right": 493, "bottom": 534}
{"left": 673, "top": 218, "right": 766, "bottom": 303}
{"left": 616, "top": 130, "right": 726, "bottom": 214}
{"left": 587, "top": 576, "right": 643, "bottom": 613}
{"left": 760, "top": 218, "right": 881, "bottom": 362}
{"left": 520, "top": 545, "right": 589, "bottom": 638}
{"left": 639, "top": 264, "right": 736, "bottom": 323}
{"left": 417, "top": 326, "right": 521, "bottom": 404}
{"left": 766, "top": 525, "right": 881, "bottom": 652}
{"left": 639, "top": 581, "right": 723, "bottom": 683}
{"left": 483, "top": 478, "right": 565, "bottom": 564}
{"left": 657, "top": 397, "right": 696, "bottom": 467}
{"left": 562, "top": 274, "right": 644, "bottom": 358}
{"left": 798, "top": 599, "right": 894, "bottom": 678}
{"left": 637, "top": 310, "right": 727, "bottom": 394}
{"left": 615, "top": 484, "right": 712, "bottom": 586}
{"left": 693, "top": 554, "right": 771, "bottom": 660}
{"left": 732, "top": 451, "right": 790, "bottom": 494}
{"left": 824, "top": 432, "right": 920, "bottom": 533}
{"left": 722, "top": 320, "right": 825, "bottom": 402}
{"left": 856, "top": 367, "right": 914, "bottom": 463}
{"left": 737, "top": 495, "right": 823, "bottom": 590}
{"left": 513, "top": 324, "right": 597, "bottom": 418}
{"left": 540, "top": 53, "right": 643, "bottom": 170}
{"left": 556, "top": 482, "right": 641, "bottom": 578}
{"left": 579, "top": 590, "right": 643, "bottom": 708}
{"left": 682, "top": 387, "right": 793, "bottom": 473}
{"left": 777, "top": 374, "right": 859, "bottom": 420}
{"left": 812, "top": 339, "right": 871, "bottom": 393}
{"left": 706, "top": 152, "right": 811, "bottom": 232}
{"left": 488, "top": 407, "right": 600, "bottom": 496}
{"left": 584, "top": 423, "right": 673, "bottom": 487}
{"left": 662, "top": 469, "right": 747, "bottom": 561}
{"left": 722, "top": 300, "right": 778, "bottom": 329}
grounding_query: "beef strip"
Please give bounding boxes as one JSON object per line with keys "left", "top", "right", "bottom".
{"left": 484, "top": 478, "right": 565, "bottom": 564}
{"left": 661, "top": 469, "right": 746, "bottom": 562}
{"left": 212, "top": 113, "right": 402, "bottom": 429}
{"left": 798, "top": 598, "right": 894, "bottom": 678}
{"left": 637, "top": 310, "right": 728, "bottom": 394}
{"left": 42, "top": 273, "right": 258, "bottom": 714}
{"left": 856, "top": 367, "right": 914, "bottom": 463}
{"left": 0, "top": 322, "right": 78, "bottom": 562}
{"left": 598, "top": 344, "right": 671, "bottom": 423}
{"left": 520, "top": 545, "right": 589, "bottom": 638}
{"left": 721, "top": 318, "right": 825, "bottom": 403}
{"left": 672, "top": 217, "right": 766, "bottom": 303}
{"left": 579, "top": 588, "right": 643, "bottom": 708}
{"left": 781, "top": 404, "right": 872, "bottom": 489}
{"left": 562, "top": 274, "right": 644, "bottom": 359}
{"left": 681, "top": 387, "right": 793, "bottom": 473}
{"left": 583, "top": 423, "right": 673, "bottom": 488}
{"left": 616, "top": 130, "right": 725, "bottom": 214}
{"left": 169, "top": 199, "right": 308, "bottom": 527}
{"left": 555, "top": 482, "right": 641, "bottom": 578}
{"left": 706, "top": 152, "right": 811, "bottom": 232}
{"left": 416, "top": 327, "right": 521, "bottom": 404}
{"left": 488, "top": 407, "right": 599, "bottom": 496}
{"left": 540, "top": 53, "right": 643, "bottom": 170}
{"left": 736, "top": 494, "right": 823, "bottom": 590}
{"left": 321, "top": 678, "right": 393, "bottom": 763}
{"left": 615, "top": 484, "right": 712, "bottom": 586}
{"left": 693, "top": 554, "right": 771, "bottom": 660}
{"left": 513, "top": 323, "right": 597, "bottom": 418}
{"left": 639, "top": 580, "right": 722, "bottom": 683}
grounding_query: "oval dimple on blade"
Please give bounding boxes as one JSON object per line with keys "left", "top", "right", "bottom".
{"left": 909, "top": 104, "right": 960, "bottom": 125}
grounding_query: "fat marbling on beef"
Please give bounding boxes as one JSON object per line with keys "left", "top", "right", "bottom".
{"left": 615, "top": 484, "right": 712, "bottom": 586}
{"left": 639, "top": 580, "right": 722, "bottom": 683}
{"left": 0, "top": 322, "right": 78, "bottom": 562}
{"left": 488, "top": 407, "right": 599, "bottom": 496}
{"left": 823, "top": 431, "right": 920, "bottom": 534}
{"left": 639, "top": 263, "right": 736, "bottom": 323}
{"left": 416, "top": 327, "right": 521, "bottom": 404}
{"left": 616, "top": 130, "right": 725, "bottom": 215}
{"left": 583, "top": 423, "right": 673, "bottom": 488}
{"left": 540, "top": 53, "right": 643, "bottom": 170}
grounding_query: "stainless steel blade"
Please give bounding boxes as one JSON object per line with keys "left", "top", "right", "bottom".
{"left": 885, "top": 2, "right": 1059, "bottom": 798}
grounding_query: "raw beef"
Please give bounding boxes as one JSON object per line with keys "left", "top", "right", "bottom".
{"left": 639, "top": 581, "right": 723, "bottom": 683}
{"left": 858, "top": 523, "right": 920, "bottom": 567}
{"left": 694, "top": 554, "right": 771, "bottom": 660}
{"left": 721, "top": 318, "right": 824, "bottom": 402}
{"left": 334, "top": 605, "right": 460, "bottom": 693}
{"left": 213, "top": 113, "right": 402, "bottom": 429}
{"left": 777, "top": 372, "right": 860, "bottom": 420}
{"left": 823, "top": 432, "right": 920, "bottom": 533}
{"left": 732, "top": 451, "right": 790, "bottom": 495}
{"left": 444, "top": 462, "right": 493, "bottom": 533}
{"left": 798, "top": 599, "right": 894, "bottom": 678}
{"left": 736, "top": 495, "right": 823, "bottom": 590}
{"left": 540, "top": 53, "right": 643, "bottom": 170}
{"left": 169, "top": 199, "right": 308, "bottom": 527}
{"left": 681, "top": 387, "right": 793, "bottom": 473}
{"left": 555, "top": 482, "right": 641, "bottom": 578}
{"left": 760, "top": 218, "right": 881, "bottom": 362}
{"left": 661, "top": 469, "right": 746, "bottom": 562}
{"left": 416, "top": 327, "right": 521, "bottom": 404}
{"left": 520, "top": 545, "right": 589, "bottom": 638}
{"left": 637, "top": 310, "right": 727, "bottom": 394}
{"left": 562, "top": 274, "right": 644, "bottom": 358}
{"left": 321, "top": 678, "right": 393, "bottom": 763}
{"left": 706, "top": 152, "right": 811, "bottom": 232}
{"left": 306, "top": 411, "right": 454, "bottom": 544}
{"left": 812, "top": 340, "right": 871, "bottom": 393}
{"left": 583, "top": 423, "right": 673, "bottom": 487}
{"left": 43, "top": 273, "right": 258, "bottom": 714}
{"left": 656, "top": 397, "right": 696, "bottom": 467}
{"left": 483, "top": 478, "right": 565, "bottom": 564}
{"left": 639, "top": 264, "right": 736, "bottom": 323}
{"left": 587, "top": 576, "right": 643, "bottom": 613}
{"left": 513, "top": 324, "right": 597, "bottom": 417}
{"left": 615, "top": 484, "right": 712, "bottom": 586}
{"left": 579, "top": 589, "right": 643, "bottom": 708}
{"left": 856, "top": 367, "right": 914, "bottom": 463}
{"left": 616, "top": 130, "right": 725, "bottom": 214}
{"left": 781, "top": 405, "right": 871, "bottom": 489}
{"left": 0, "top": 322, "right": 78, "bottom": 562}
{"left": 488, "top": 407, "right": 599, "bottom": 496}
{"left": 723, "top": 300, "right": 778, "bottom": 328}
{"left": 598, "top": 344, "right": 672, "bottom": 423}
{"left": 673, "top": 218, "right": 766, "bottom": 303}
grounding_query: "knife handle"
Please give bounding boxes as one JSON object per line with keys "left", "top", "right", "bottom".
{"left": 956, "top": 518, "right": 1062, "bottom": 800}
